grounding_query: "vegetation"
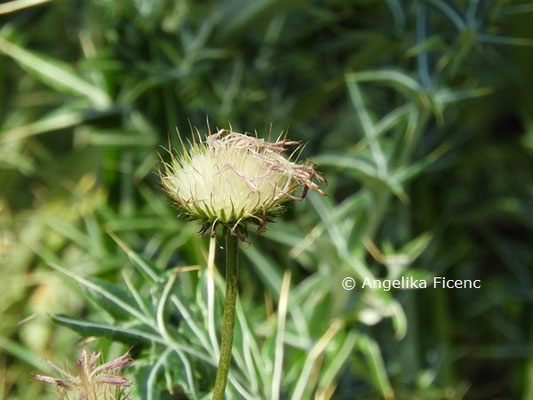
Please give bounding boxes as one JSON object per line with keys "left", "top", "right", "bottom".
{"left": 1, "top": 0, "right": 532, "bottom": 399}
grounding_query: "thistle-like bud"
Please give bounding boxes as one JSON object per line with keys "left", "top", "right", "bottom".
{"left": 34, "top": 345, "right": 133, "bottom": 400}
{"left": 159, "top": 128, "right": 325, "bottom": 238}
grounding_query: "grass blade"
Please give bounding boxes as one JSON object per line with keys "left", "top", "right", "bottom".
{"left": 0, "top": 37, "right": 110, "bottom": 107}
{"left": 271, "top": 271, "right": 291, "bottom": 400}
{"left": 0, "top": 0, "right": 50, "bottom": 14}
{"left": 357, "top": 334, "right": 394, "bottom": 400}
{"left": 52, "top": 315, "right": 164, "bottom": 345}
{"left": 49, "top": 263, "right": 151, "bottom": 325}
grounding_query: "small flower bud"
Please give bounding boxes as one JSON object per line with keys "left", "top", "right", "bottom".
{"left": 34, "top": 344, "right": 133, "bottom": 399}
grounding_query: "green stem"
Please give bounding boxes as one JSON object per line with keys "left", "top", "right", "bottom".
{"left": 212, "top": 233, "right": 239, "bottom": 400}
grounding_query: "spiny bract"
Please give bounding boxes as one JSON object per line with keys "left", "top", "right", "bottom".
{"left": 33, "top": 345, "right": 132, "bottom": 400}
{"left": 159, "top": 128, "right": 325, "bottom": 237}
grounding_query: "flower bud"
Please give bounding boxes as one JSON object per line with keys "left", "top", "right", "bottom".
{"left": 159, "top": 128, "right": 325, "bottom": 238}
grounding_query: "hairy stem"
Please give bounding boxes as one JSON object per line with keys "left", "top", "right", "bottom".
{"left": 212, "top": 233, "right": 239, "bottom": 400}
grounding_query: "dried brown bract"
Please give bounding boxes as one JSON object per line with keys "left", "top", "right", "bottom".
{"left": 34, "top": 345, "right": 133, "bottom": 400}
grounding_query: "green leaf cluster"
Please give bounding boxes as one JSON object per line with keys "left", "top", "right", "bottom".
{"left": 1, "top": 1, "right": 533, "bottom": 399}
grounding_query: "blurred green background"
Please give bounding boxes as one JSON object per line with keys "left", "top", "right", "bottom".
{"left": 1, "top": 0, "right": 533, "bottom": 399}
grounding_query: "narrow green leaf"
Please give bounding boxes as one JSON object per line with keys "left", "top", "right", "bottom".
{"left": 497, "top": 4, "right": 533, "bottom": 17}
{"left": 0, "top": 335, "right": 54, "bottom": 373}
{"left": 424, "top": 0, "right": 466, "bottom": 30}
{"left": 0, "top": 149, "right": 34, "bottom": 173}
{"left": 478, "top": 34, "right": 533, "bottom": 47}
{"left": 52, "top": 315, "right": 163, "bottom": 345}
{"left": 0, "top": 0, "right": 50, "bottom": 14}
{"left": 49, "top": 263, "right": 151, "bottom": 324}
{"left": 375, "top": 104, "right": 412, "bottom": 137}
{"left": 80, "top": 278, "right": 142, "bottom": 321}
{"left": 122, "top": 270, "right": 156, "bottom": 320}
{"left": 134, "top": 367, "right": 160, "bottom": 400}
{"left": 395, "top": 142, "right": 451, "bottom": 183}
{"left": 357, "top": 334, "right": 394, "bottom": 399}
{"left": 347, "top": 70, "right": 421, "bottom": 96}
{"left": 345, "top": 79, "right": 390, "bottom": 175}
{"left": 135, "top": 349, "right": 173, "bottom": 400}
{"left": 314, "top": 153, "right": 378, "bottom": 178}
{"left": 400, "top": 232, "right": 432, "bottom": 262}
{"left": 318, "top": 331, "right": 358, "bottom": 392}
{"left": 0, "top": 108, "right": 118, "bottom": 142}
{"left": 217, "top": 0, "right": 304, "bottom": 40}
{"left": 45, "top": 216, "right": 90, "bottom": 249}
{"left": 75, "top": 130, "right": 157, "bottom": 147}
{"left": 243, "top": 245, "right": 283, "bottom": 295}
{"left": 108, "top": 232, "right": 163, "bottom": 284}
{"left": 434, "top": 87, "right": 493, "bottom": 105}
{"left": 384, "top": 0, "right": 405, "bottom": 28}
{"left": 406, "top": 36, "right": 446, "bottom": 57}
{"left": 0, "top": 36, "right": 110, "bottom": 107}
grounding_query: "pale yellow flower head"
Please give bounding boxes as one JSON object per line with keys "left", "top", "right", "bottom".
{"left": 159, "top": 128, "right": 325, "bottom": 238}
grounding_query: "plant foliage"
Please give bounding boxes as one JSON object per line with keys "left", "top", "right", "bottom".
{"left": 1, "top": 0, "right": 533, "bottom": 399}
